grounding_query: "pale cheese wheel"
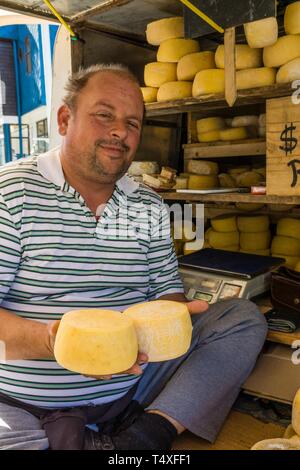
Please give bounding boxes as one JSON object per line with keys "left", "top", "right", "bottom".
{"left": 54, "top": 309, "right": 138, "bottom": 375}
{"left": 144, "top": 62, "right": 177, "bottom": 88}
{"left": 219, "top": 127, "right": 248, "bottom": 141}
{"left": 208, "top": 229, "right": 239, "bottom": 248}
{"left": 235, "top": 171, "right": 264, "bottom": 187}
{"left": 188, "top": 174, "right": 219, "bottom": 189}
{"left": 277, "top": 218, "right": 300, "bottom": 241}
{"left": 123, "top": 300, "right": 192, "bottom": 361}
{"left": 218, "top": 173, "right": 236, "bottom": 188}
{"left": 285, "top": 2, "right": 300, "bottom": 35}
{"left": 237, "top": 215, "right": 269, "bottom": 233}
{"left": 187, "top": 160, "right": 219, "bottom": 175}
{"left": 140, "top": 87, "right": 158, "bottom": 103}
{"left": 215, "top": 44, "right": 262, "bottom": 70}
{"left": 231, "top": 115, "right": 259, "bottom": 127}
{"left": 177, "top": 51, "right": 215, "bottom": 81}
{"left": 277, "top": 57, "right": 300, "bottom": 84}
{"left": 146, "top": 17, "right": 184, "bottom": 46}
{"left": 157, "top": 38, "right": 200, "bottom": 63}
{"left": 271, "top": 235, "right": 300, "bottom": 256}
{"left": 244, "top": 17, "right": 278, "bottom": 48}
{"left": 196, "top": 117, "right": 225, "bottom": 133}
{"left": 211, "top": 215, "right": 237, "bottom": 233}
{"left": 240, "top": 231, "right": 271, "bottom": 251}
{"left": 251, "top": 438, "right": 300, "bottom": 450}
{"left": 173, "top": 176, "right": 188, "bottom": 189}
{"left": 197, "top": 130, "right": 221, "bottom": 142}
{"left": 263, "top": 35, "right": 300, "bottom": 68}
{"left": 157, "top": 81, "right": 192, "bottom": 101}
{"left": 236, "top": 67, "right": 276, "bottom": 90}
{"left": 128, "top": 161, "right": 159, "bottom": 176}
{"left": 192, "top": 69, "right": 225, "bottom": 97}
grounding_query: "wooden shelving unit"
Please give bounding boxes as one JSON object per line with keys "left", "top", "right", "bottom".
{"left": 158, "top": 191, "right": 300, "bottom": 205}
{"left": 183, "top": 138, "right": 266, "bottom": 159}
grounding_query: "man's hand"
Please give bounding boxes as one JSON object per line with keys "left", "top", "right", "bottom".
{"left": 47, "top": 320, "right": 60, "bottom": 355}
{"left": 185, "top": 299, "right": 209, "bottom": 315}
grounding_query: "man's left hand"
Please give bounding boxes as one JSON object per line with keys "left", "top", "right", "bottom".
{"left": 185, "top": 299, "right": 209, "bottom": 315}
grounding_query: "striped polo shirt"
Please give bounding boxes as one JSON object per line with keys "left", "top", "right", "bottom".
{"left": 0, "top": 147, "right": 183, "bottom": 408}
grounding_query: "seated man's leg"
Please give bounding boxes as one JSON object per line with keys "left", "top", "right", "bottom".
{"left": 0, "top": 402, "right": 48, "bottom": 450}
{"left": 132, "top": 298, "right": 267, "bottom": 443}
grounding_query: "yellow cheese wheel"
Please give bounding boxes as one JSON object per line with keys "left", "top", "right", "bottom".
{"left": 211, "top": 215, "right": 237, "bottom": 233}
{"left": 192, "top": 69, "right": 225, "bottom": 97}
{"left": 235, "top": 171, "right": 264, "bottom": 187}
{"left": 187, "top": 160, "right": 219, "bottom": 175}
{"left": 188, "top": 174, "right": 219, "bottom": 189}
{"left": 157, "top": 81, "right": 192, "bottom": 101}
{"left": 146, "top": 17, "right": 184, "bottom": 46}
{"left": 54, "top": 309, "right": 138, "bottom": 375}
{"left": 123, "top": 300, "right": 192, "bottom": 361}
{"left": 277, "top": 218, "right": 300, "bottom": 240}
{"left": 271, "top": 235, "right": 300, "bottom": 256}
{"left": 196, "top": 117, "right": 225, "bottom": 133}
{"left": 272, "top": 254, "right": 300, "bottom": 269}
{"left": 177, "top": 51, "right": 215, "bottom": 81}
{"left": 244, "top": 17, "right": 278, "bottom": 48}
{"left": 236, "top": 67, "right": 276, "bottom": 89}
{"left": 237, "top": 215, "right": 269, "bottom": 233}
{"left": 240, "top": 231, "right": 271, "bottom": 251}
{"left": 197, "top": 130, "right": 221, "bottom": 142}
{"left": 218, "top": 173, "right": 236, "bottom": 188}
{"left": 140, "top": 87, "right": 158, "bottom": 103}
{"left": 157, "top": 38, "right": 200, "bottom": 63}
{"left": 285, "top": 2, "right": 300, "bottom": 35}
{"left": 277, "top": 57, "right": 300, "bottom": 84}
{"left": 263, "top": 35, "right": 300, "bottom": 67}
{"left": 292, "top": 388, "right": 300, "bottom": 436}
{"left": 215, "top": 44, "right": 262, "bottom": 70}
{"left": 144, "top": 62, "right": 177, "bottom": 88}
{"left": 219, "top": 127, "right": 248, "bottom": 141}
{"left": 208, "top": 229, "right": 239, "bottom": 248}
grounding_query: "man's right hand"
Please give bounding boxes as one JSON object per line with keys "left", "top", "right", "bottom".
{"left": 46, "top": 320, "right": 61, "bottom": 355}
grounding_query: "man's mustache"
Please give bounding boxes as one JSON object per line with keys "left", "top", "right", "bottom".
{"left": 95, "top": 139, "right": 129, "bottom": 153}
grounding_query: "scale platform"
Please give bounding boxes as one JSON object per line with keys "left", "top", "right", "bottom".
{"left": 178, "top": 249, "right": 285, "bottom": 303}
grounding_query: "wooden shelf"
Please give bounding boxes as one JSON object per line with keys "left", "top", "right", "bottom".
{"left": 145, "top": 83, "right": 293, "bottom": 117}
{"left": 159, "top": 191, "right": 300, "bottom": 205}
{"left": 184, "top": 138, "right": 266, "bottom": 159}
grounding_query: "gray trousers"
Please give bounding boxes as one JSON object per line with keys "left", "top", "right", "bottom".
{"left": 0, "top": 298, "right": 267, "bottom": 450}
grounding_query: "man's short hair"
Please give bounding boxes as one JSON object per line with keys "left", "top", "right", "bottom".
{"left": 63, "top": 63, "right": 141, "bottom": 111}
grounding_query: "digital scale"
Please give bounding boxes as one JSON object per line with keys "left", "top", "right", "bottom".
{"left": 178, "top": 249, "right": 285, "bottom": 303}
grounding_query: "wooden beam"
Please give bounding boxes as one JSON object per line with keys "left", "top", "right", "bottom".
{"left": 183, "top": 138, "right": 266, "bottom": 159}
{"left": 224, "top": 27, "right": 237, "bottom": 107}
{"left": 71, "top": 0, "right": 132, "bottom": 23}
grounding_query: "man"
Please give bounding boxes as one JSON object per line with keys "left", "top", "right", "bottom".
{"left": 0, "top": 64, "right": 267, "bottom": 450}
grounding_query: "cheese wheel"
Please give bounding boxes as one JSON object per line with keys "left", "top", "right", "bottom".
{"left": 192, "top": 69, "right": 225, "bottom": 97}
{"left": 236, "top": 67, "right": 276, "bottom": 90}
{"left": 272, "top": 254, "right": 300, "bottom": 269}
{"left": 188, "top": 174, "right": 219, "bottom": 189}
{"left": 244, "top": 17, "right": 278, "bottom": 48}
{"left": 197, "top": 130, "right": 221, "bottom": 142}
{"left": 263, "top": 35, "right": 300, "bottom": 68}
{"left": 219, "top": 127, "right": 248, "bottom": 141}
{"left": 211, "top": 215, "right": 237, "bottom": 233}
{"left": 285, "top": 2, "right": 300, "bottom": 35}
{"left": 220, "top": 245, "right": 239, "bottom": 252}
{"left": 146, "top": 17, "right": 184, "bottom": 46}
{"left": 240, "top": 248, "right": 270, "bottom": 256}
{"left": 235, "top": 171, "right": 264, "bottom": 187}
{"left": 218, "top": 173, "right": 236, "bottom": 188}
{"left": 251, "top": 438, "right": 300, "bottom": 450}
{"left": 277, "top": 218, "right": 300, "bottom": 240}
{"left": 173, "top": 176, "right": 188, "bottom": 189}
{"left": 54, "top": 309, "right": 138, "bottom": 375}
{"left": 208, "top": 229, "right": 239, "bottom": 248}
{"left": 123, "top": 300, "right": 192, "bottom": 361}
{"left": 237, "top": 215, "right": 269, "bottom": 233}
{"left": 215, "top": 44, "right": 262, "bottom": 70}
{"left": 231, "top": 115, "right": 259, "bottom": 127}
{"left": 240, "top": 231, "right": 271, "bottom": 251}
{"left": 157, "top": 38, "right": 200, "bottom": 63}
{"left": 271, "top": 236, "right": 300, "bottom": 256}
{"left": 187, "top": 160, "right": 219, "bottom": 175}
{"left": 294, "top": 261, "right": 300, "bottom": 273}
{"left": 196, "top": 117, "right": 225, "bottom": 134}
{"left": 140, "top": 87, "right": 158, "bottom": 103}
{"left": 177, "top": 51, "right": 215, "bottom": 80}
{"left": 292, "top": 388, "right": 300, "bottom": 437}
{"left": 157, "top": 81, "right": 192, "bottom": 101}
{"left": 128, "top": 161, "right": 159, "bottom": 176}
{"left": 228, "top": 166, "right": 251, "bottom": 176}
{"left": 277, "top": 58, "right": 300, "bottom": 84}
{"left": 144, "top": 62, "right": 177, "bottom": 88}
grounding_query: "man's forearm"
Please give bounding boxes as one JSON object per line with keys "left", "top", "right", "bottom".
{"left": 157, "top": 293, "right": 188, "bottom": 302}
{"left": 0, "top": 308, "right": 54, "bottom": 360}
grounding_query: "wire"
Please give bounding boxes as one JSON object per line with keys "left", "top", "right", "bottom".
{"left": 42, "top": 0, "right": 77, "bottom": 39}
{"left": 179, "top": 0, "right": 224, "bottom": 34}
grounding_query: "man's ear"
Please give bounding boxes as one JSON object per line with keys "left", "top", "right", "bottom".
{"left": 57, "top": 104, "right": 71, "bottom": 136}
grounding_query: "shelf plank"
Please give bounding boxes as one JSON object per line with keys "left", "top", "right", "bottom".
{"left": 145, "top": 83, "right": 293, "bottom": 117}
{"left": 158, "top": 192, "right": 300, "bottom": 204}
{"left": 183, "top": 138, "right": 266, "bottom": 159}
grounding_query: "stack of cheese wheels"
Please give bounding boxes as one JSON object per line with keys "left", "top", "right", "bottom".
{"left": 123, "top": 300, "right": 193, "bottom": 361}
{"left": 196, "top": 116, "right": 225, "bottom": 143}
{"left": 54, "top": 309, "right": 138, "bottom": 375}
{"left": 208, "top": 215, "right": 239, "bottom": 251}
{"left": 271, "top": 218, "right": 300, "bottom": 269}
{"left": 186, "top": 159, "right": 219, "bottom": 190}
{"left": 238, "top": 215, "right": 271, "bottom": 256}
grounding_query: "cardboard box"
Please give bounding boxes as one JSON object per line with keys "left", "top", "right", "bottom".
{"left": 243, "top": 343, "right": 300, "bottom": 404}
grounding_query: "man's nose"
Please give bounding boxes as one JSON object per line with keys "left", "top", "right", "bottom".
{"left": 110, "top": 119, "right": 128, "bottom": 140}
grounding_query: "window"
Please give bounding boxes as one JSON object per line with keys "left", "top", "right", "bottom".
{"left": 35, "top": 118, "right": 49, "bottom": 154}
{"left": 25, "top": 36, "right": 32, "bottom": 74}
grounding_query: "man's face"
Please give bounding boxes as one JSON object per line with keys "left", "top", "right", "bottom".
{"left": 59, "top": 71, "right": 144, "bottom": 184}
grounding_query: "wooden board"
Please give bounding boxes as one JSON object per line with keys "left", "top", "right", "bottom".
{"left": 183, "top": 139, "right": 266, "bottom": 159}
{"left": 159, "top": 192, "right": 300, "bottom": 205}
{"left": 172, "top": 410, "right": 284, "bottom": 450}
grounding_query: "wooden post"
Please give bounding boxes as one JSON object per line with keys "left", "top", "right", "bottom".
{"left": 224, "top": 27, "right": 237, "bottom": 107}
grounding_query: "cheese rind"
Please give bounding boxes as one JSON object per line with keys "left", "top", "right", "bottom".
{"left": 140, "top": 87, "right": 158, "bottom": 103}
{"left": 187, "top": 160, "right": 219, "bottom": 175}
{"left": 157, "top": 38, "right": 200, "bottom": 63}
{"left": 240, "top": 231, "right": 271, "bottom": 251}
{"left": 215, "top": 44, "right": 262, "bottom": 69}
{"left": 263, "top": 35, "right": 300, "bottom": 68}
{"left": 196, "top": 117, "right": 225, "bottom": 134}
{"left": 177, "top": 51, "right": 215, "bottom": 80}
{"left": 236, "top": 67, "right": 276, "bottom": 89}
{"left": 146, "top": 17, "right": 184, "bottom": 46}
{"left": 271, "top": 236, "right": 300, "bottom": 256}
{"left": 188, "top": 174, "right": 219, "bottom": 189}
{"left": 237, "top": 215, "right": 269, "bottom": 233}
{"left": 157, "top": 81, "right": 192, "bottom": 101}
{"left": 123, "top": 301, "right": 192, "bottom": 361}
{"left": 219, "top": 127, "right": 248, "bottom": 141}
{"left": 277, "top": 218, "right": 300, "bottom": 240}
{"left": 244, "top": 17, "right": 278, "bottom": 48}
{"left": 192, "top": 69, "right": 225, "bottom": 97}
{"left": 276, "top": 57, "right": 300, "bottom": 84}
{"left": 144, "top": 62, "right": 177, "bottom": 87}
{"left": 284, "top": 2, "right": 300, "bottom": 35}
{"left": 54, "top": 309, "right": 138, "bottom": 375}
